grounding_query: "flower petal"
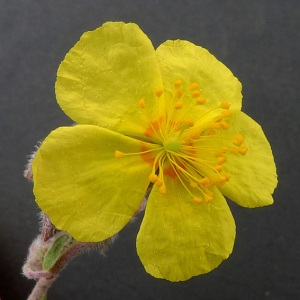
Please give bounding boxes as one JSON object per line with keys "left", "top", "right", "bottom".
{"left": 136, "top": 178, "right": 235, "bottom": 281}
{"left": 219, "top": 111, "right": 277, "bottom": 207}
{"left": 55, "top": 22, "right": 163, "bottom": 137}
{"left": 32, "top": 125, "right": 158, "bottom": 242}
{"left": 156, "top": 40, "right": 242, "bottom": 116}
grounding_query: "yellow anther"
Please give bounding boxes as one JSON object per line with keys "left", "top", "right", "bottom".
{"left": 155, "top": 178, "right": 163, "bottom": 187}
{"left": 220, "top": 121, "right": 229, "bottom": 129}
{"left": 218, "top": 176, "right": 227, "bottom": 185}
{"left": 199, "top": 177, "right": 210, "bottom": 187}
{"left": 155, "top": 88, "right": 164, "bottom": 97}
{"left": 217, "top": 156, "right": 227, "bottom": 164}
{"left": 189, "top": 83, "right": 199, "bottom": 90}
{"left": 159, "top": 185, "right": 166, "bottom": 194}
{"left": 229, "top": 147, "right": 239, "bottom": 154}
{"left": 193, "top": 197, "right": 203, "bottom": 204}
{"left": 221, "top": 110, "right": 231, "bottom": 117}
{"left": 174, "top": 101, "right": 183, "bottom": 109}
{"left": 184, "top": 119, "right": 194, "bottom": 127}
{"left": 238, "top": 146, "right": 248, "bottom": 155}
{"left": 190, "top": 181, "right": 198, "bottom": 188}
{"left": 223, "top": 173, "right": 231, "bottom": 181}
{"left": 174, "top": 79, "right": 183, "bottom": 88}
{"left": 205, "top": 194, "right": 213, "bottom": 203}
{"left": 115, "top": 150, "right": 124, "bottom": 158}
{"left": 139, "top": 99, "right": 145, "bottom": 108}
{"left": 191, "top": 131, "right": 201, "bottom": 139}
{"left": 191, "top": 91, "right": 201, "bottom": 98}
{"left": 175, "top": 90, "right": 183, "bottom": 98}
{"left": 207, "top": 129, "right": 216, "bottom": 135}
{"left": 215, "top": 165, "right": 222, "bottom": 172}
{"left": 233, "top": 134, "right": 244, "bottom": 146}
{"left": 220, "top": 102, "right": 231, "bottom": 109}
{"left": 196, "top": 97, "right": 206, "bottom": 105}
{"left": 149, "top": 173, "right": 158, "bottom": 183}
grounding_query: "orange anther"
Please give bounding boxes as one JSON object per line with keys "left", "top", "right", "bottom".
{"left": 189, "top": 83, "right": 199, "bottom": 90}
{"left": 174, "top": 79, "right": 183, "bottom": 88}
{"left": 139, "top": 99, "right": 145, "bottom": 108}
{"left": 217, "top": 156, "right": 227, "bottom": 164}
{"left": 193, "top": 197, "right": 203, "bottom": 204}
{"left": 149, "top": 173, "right": 158, "bottom": 183}
{"left": 190, "top": 181, "right": 198, "bottom": 188}
{"left": 215, "top": 165, "right": 222, "bottom": 172}
{"left": 159, "top": 185, "right": 166, "bottom": 194}
{"left": 238, "top": 146, "right": 248, "bottom": 155}
{"left": 175, "top": 90, "right": 183, "bottom": 98}
{"left": 196, "top": 97, "right": 206, "bottom": 105}
{"left": 155, "top": 88, "right": 164, "bottom": 97}
{"left": 191, "top": 91, "right": 201, "bottom": 98}
{"left": 115, "top": 151, "right": 124, "bottom": 158}
{"left": 220, "top": 102, "right": 231, "bottom": 109}
{"left": 174, "top": 101, "right": 183, "bottom": 109}
{"left": 233, "top": 134, "right": 244, "bottom": 146}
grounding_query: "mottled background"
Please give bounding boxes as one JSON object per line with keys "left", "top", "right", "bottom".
{"left": 1, "top": 0, "right": 299, "bottom": 299}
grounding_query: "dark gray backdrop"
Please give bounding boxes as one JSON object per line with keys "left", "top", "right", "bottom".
{"left": 1, "top": 0, "right": 299, "bottom": 299}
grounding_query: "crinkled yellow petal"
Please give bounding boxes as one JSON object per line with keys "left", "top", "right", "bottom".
{"left": 137, "top": 177, "right": 235, "bottom": 281}
{"left": 156, "top": 40, "right": 242, "bottom": 119}
{"left": 55, "top": 22, "right": 163, "bottom": 138}
{"left": 32, "top": 125, "right": 158, "bottom": 242}
{"left": 218, "top": 111, "right": 277, "bottom": 207}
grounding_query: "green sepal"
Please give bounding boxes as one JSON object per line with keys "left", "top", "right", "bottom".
{"left": 43, "top": 234, "right": 69, "bottom": 270}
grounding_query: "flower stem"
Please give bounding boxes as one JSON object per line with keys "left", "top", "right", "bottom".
{"left": 27, "top": 277, "right": 53, "bottom": 300}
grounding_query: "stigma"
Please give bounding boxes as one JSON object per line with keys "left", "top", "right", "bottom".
{"left": 116, "top": 79, "right": 247, "bottom": 204}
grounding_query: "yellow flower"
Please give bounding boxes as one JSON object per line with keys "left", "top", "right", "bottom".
{"left": 32, "top": 22, "right": 277, "bottom": 281}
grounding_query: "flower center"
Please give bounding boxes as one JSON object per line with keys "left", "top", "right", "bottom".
{"left": 115, "top": 79, "right": 247, "bottom": 204}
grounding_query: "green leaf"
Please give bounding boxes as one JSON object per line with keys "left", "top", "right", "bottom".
{"left": 43, "top": 235, "right": 69, "bottom": 270}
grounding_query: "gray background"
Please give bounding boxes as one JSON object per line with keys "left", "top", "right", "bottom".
{"left": 1, "top": 0, "right": 299, "bottom": 299}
